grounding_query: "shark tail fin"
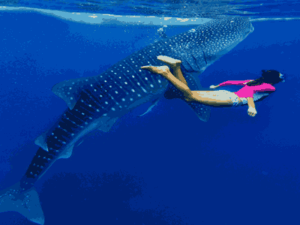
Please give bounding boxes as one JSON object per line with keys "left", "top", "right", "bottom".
{"left": 0, "top": 182, "right": 45, "bottom": 225}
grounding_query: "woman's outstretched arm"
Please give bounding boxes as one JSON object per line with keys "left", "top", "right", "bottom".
{"left": 247, "top": 97, "right": 257, "bottom": 117}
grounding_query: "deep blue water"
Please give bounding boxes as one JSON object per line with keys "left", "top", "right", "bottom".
{"left": 0, "top": 3, "right": 300, "bottom": 225}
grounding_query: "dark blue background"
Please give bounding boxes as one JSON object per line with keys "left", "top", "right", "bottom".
{"left": 0, "top": 10, "right": 300, "bottom": 225}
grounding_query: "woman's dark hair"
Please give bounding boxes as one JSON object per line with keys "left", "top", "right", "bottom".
{"left": 247, "top": 70, "right": 283, "bottom": 86}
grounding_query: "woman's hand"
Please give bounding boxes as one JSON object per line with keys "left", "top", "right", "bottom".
{"left": 209, "top": 85, "right": 219, "bottom": 89}
{"left": 248, "top": 107, "right": 257, "bottom": 117}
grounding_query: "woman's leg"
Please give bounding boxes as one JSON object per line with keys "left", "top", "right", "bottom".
{"left": 190, "top": 90, "right": 236, "bottom": 107}
{"left": 141, "top": 59, "right": 236, "bottom": 107}
{"left": 141, "top": 65, "right": 192, "bottom": 99}
{"left": 156, "top": 56, "right": 236, "bottom": 107}
{"left": 157, "top": 56, "right": 188, "bottom": 86}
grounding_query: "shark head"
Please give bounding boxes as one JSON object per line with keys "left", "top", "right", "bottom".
{"left": 175, "top": 17, "right": 254, "bottom": 74}
{"left": 198, "top": 16, "right": 254, "bottom": 68}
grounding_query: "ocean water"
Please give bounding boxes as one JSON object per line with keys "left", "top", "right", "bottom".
{"left": 0, "top": 1, "right": 300, "bottom": 225}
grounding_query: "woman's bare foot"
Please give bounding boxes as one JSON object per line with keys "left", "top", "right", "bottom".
{"left": 157, "top": 55, "right": 181, "bottom": 69}
{"left": 140, "top": 65, "right": 170, "bottom": 76}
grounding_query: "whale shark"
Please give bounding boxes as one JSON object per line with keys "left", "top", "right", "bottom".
{"left": 0, "top": 16, "right": 254, "bottom": 224}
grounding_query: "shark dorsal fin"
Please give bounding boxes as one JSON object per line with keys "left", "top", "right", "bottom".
{"left": 52, "top": 76, "right": 97, "bottom": 110}
{"left": 35, "top": 131, "right": 49, "bottom": 152}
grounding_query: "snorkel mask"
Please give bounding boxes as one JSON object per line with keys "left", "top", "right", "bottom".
{"left": 279, "top": 73, "right": 285, "bottom": 82}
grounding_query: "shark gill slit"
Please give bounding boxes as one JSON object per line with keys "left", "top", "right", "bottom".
{"left": 202, "top": 49, "right": 207, "bottom": 64}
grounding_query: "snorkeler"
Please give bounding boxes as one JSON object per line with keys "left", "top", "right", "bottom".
{"left": 141, "top": 55, "right": 285, "bottom": 117}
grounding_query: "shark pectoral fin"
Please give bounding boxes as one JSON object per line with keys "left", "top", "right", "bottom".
{"left": 98, "top": 117, "right": 118, "bottom": 132}
{"left": 164, "top": 83, "right": 183, "bottom": 99}
{"left": 138, "top": 98, "right": 160, "bottom": 117}
{"left": 34, "top": 132, "right": 49, "bottom": 152}
{"left": 184, "top": 73, "right": 211, "bottom": 122}
{"left": 166, "top": 72, "right": 211, "bottom": 122}
{"left": 185, "top": 101, "right": 210, "bottom": 122}
{"left": 164, "top": 73, "right": 203, "bottom": 100}
{"left": 52, "top": 76, "right": 97, "bottom": 110}
{"left": 58, "top": 144, "right": 74, "bottom": 159}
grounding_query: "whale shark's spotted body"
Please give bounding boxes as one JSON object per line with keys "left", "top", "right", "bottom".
{"left": 0, "top": 16, "right": 254, "bottom": 225}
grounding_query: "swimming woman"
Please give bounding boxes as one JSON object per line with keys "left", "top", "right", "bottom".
{"left": 141, "top": 55, "right": 285, "bottom": 117}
